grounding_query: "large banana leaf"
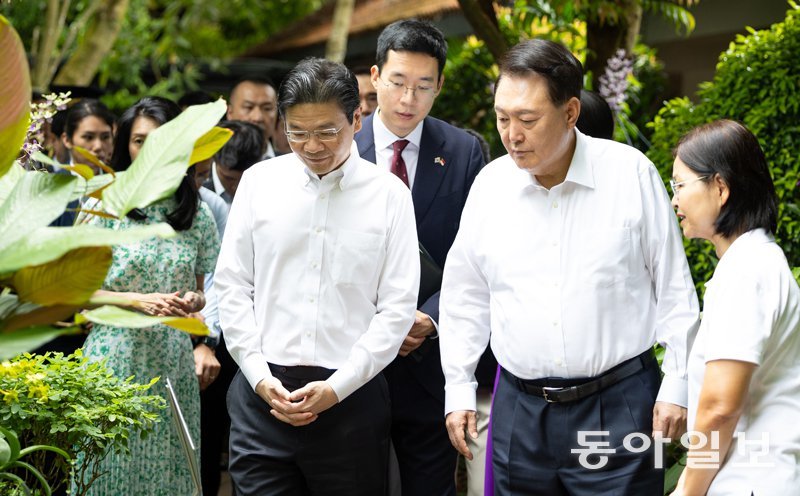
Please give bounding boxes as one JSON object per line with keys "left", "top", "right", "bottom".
{"left": 0, "top": 223, "right": 174, "bottom": 275}
{"left": 0, "top": 161, "right": 24, "bottom": 206}
{"left": 31, "top": 151, "right": 116, "bottom": 201}
{"left": 2, "top": 304, "right": 80, "bottom": 332}
{"left": 12, "top": 247, "right": 113, "bottom": 305}
{"left": 0, "top": 171, "right": 77, "bottom": 252}
{"left": 77, "top": 305, "right": 209, "bottom": 336}
{"left": 101, "top": 100, "right": 227, "bottom": 218}
{"left": 189, "top": 126, "right": 234, "bottom": 165}
{"left": 0, "top": 15, "right": 31, "bottom": 178}
{"left": 0, "top": 325, "right": 81, "bottom": 360}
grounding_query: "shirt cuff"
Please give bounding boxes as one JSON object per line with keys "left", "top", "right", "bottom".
{"left": 240, "top": 355, "right": 272, "bottom": 392}
{"left": 655, "top": 374, "right": 688, "bottom": 408}
{"left": 444, "top": 383, "right": 478, "bottom": 416}
{"left": 326, "top": 362, "right": 361, "bottom": 402}
{"left": 428, "top": 316, "right": 439, "bottom": 339}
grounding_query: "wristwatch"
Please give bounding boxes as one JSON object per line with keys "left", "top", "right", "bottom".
{"left": 194, "top": 322, "right": 221, "bottom": 350}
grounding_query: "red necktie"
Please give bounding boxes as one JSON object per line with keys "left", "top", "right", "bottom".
{"left": 391, "top": 139, "right": 410, "bottom": 187}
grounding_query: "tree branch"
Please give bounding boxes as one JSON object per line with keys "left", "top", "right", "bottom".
{"left": 457, "top": 0, "right": 509, "bottom": 62}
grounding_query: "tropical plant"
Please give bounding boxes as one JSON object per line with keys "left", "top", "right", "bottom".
{"left": 646, "top": 1, "right": 800, "bottom": 298}
{"left": 0, "top": 14, "right": 229, "bottom": 356}
{"left": 0, "top": 351, "right": 164, "bottom": 495}
{"left": 0, "top": 426, "right": 69, "bottom": 495}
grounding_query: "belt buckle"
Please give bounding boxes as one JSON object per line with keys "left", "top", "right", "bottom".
{"left": 542, "top": 386, "right": 564, "bottom": 403}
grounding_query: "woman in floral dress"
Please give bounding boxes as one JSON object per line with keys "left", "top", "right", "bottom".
{"left": 75, "top": 97, "right": 219, "bottom": 495}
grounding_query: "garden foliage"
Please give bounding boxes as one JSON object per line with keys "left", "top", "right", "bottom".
{"left": 0, "top": 351, "right": 164, "bottom": 495}
{"left": 647, "top": 2, "right": 800, "bottom": 295}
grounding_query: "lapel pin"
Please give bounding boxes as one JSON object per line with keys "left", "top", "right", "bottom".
{"left": 434, "top": 157, "right": 446, "bottom": 166}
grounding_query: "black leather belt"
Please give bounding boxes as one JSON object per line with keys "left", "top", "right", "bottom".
{"left": 506, "top": 350, "right": 652, "bottom": 403}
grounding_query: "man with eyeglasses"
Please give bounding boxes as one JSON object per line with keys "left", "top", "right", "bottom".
{"left": 216, "top": 58, "right": 420, "bottom": 495}
{"left": 354, "top": 18, "right": 486, "bottom": 496}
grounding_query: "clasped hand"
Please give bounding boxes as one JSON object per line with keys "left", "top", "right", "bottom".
{"left": 133, "top": 291, "right": 205, "bottom": 317}
{"left": 256, "top": 377, "right": 339, "bottom": 427}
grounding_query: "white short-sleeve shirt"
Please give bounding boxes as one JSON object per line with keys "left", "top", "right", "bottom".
{"left": 687, "top": 228, "right": 800, "bottom": 495}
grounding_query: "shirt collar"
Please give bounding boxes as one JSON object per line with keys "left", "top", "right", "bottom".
{"left": 563, "top": 128, "right": 595, "bottom": 189}
{"left": 373, "top": 108, "right": 424, "bottom": 151}
{"left": 301, "top": 141, "right": 359, "bottom": 191}
{"left": 211, "top": 162, "right": 232, "bottom": 201}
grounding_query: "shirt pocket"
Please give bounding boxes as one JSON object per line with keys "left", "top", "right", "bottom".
{"left": 331, "top": 229, "right": 385, "bottom": 285}
{"left": 581, "top": 227, "right": 631, "bottom": 288}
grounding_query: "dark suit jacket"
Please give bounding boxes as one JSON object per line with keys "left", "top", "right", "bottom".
{"left": 355, "top": 114, "right": 486, "bottom": 401}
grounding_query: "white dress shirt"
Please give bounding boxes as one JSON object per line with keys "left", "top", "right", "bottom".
{"left": 687, "top": 229, "right": 800, "bottom": 495}
{"left": 215, "top": 147, "right": 420, "bottom": 401}
{"left": 440, "top": 129, "right": 699, "bottom": 414}
{"left": 373, "top": 109, "right": 424, "bottom": 189}
{"left": 211, "top": 162, "right": 233, "bottom": 204}
{"left": 199, "top": 186, "right": 230, "bottom": 338}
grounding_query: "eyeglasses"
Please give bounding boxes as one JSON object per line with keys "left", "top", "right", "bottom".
{"left": 377, "top": 75, "right": 436, "bottom": 99}
{"left": 284, "top": 126, "right": 343, "bottom": 143}
{"left": 669, "top": 176, "right": 709, "bottom": 196}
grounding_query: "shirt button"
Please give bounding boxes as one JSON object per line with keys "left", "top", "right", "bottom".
{"left": 552, "top": 201, "right": 558, "bottom": 208}
{"left": 312, "top": 262, "right": 319, "bottom": 269}
{"left": 306, "top": 332, "right": 311, "bottom": 337}
{"left": 320, "top": 194, "right": 326, "bottom": 200}
{"left": 552, "top": 321, "right": 559, "bottom": 327}
{"left": 554, "top": 358, "right": 563, "bottom": 366}
{"left": 315, "top": 227, "right": 322, "bottom": 233}
{"left": 309, "top": 297, "right": 315, "bottom": 303}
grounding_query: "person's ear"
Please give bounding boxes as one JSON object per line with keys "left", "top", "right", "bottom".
{"left": 435, "top": 73, "right": 445, "bottom": 96}
{"left": 714, "top": 174, "right": 730, "bottom": 207}
{"left": 61, "top": 132, "right": 72, "bottom": 150}
{"left": 353, "top": 108, "right": 363, "bottom": 134}
{"left": 565, "top": 96, "right": 581, "bottom": 129}
{"left": 370, "top": 65, "right": 380, "bottom": 89}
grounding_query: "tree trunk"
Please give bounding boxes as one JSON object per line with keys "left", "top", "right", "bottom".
{"left": 457, "top": 0, "right": 509, "bottom": 62}
{"left": 53, "top": 0, "right": 129, "bottom": 87}
{"left": 325, "top": 0, "right": 355, "bottom": 63}
{"left": 30, "top": 0, "right": 63, "bottom": 91}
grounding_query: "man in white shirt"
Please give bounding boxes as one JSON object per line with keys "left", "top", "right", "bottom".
{"left": 440, "top": 39, "right": 700, "bottom": 495}
{"left": 215, "top": 58, "right": 420, "bottom": 495}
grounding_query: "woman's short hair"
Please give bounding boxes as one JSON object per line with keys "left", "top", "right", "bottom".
{"left": 675, "top": 119, "right": 778, "bottom": 237}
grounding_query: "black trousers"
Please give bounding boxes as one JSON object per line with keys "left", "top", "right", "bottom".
{"left": 385, "top": 359, "right": 458, "bottom": 496}
{"left": 492, "top": 351, "right": 664, "bottom": 496}
{"left": 227, "top": 365, "right": 391, "bottom": 496}
{"left": 199, "top": 336, "right": 238, "bottom": 495}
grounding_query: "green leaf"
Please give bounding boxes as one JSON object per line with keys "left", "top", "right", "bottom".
{"left": 0, "top": 223, "right": 175, "bottom": 275}
{"left": 0, "top": 426, "right": 20, "bottom": 467}
{"left": 12, "top": 246, "right": 113, "bottom": 305}
{"left": 0, "top": 161, "right": 24, "bottom": 207}
{"left": 664, "top": 452, "right": 686, "bottom": 492}
{"left": 77, "top": 305, "right": 210, "bottom": 336}
{"left": 101, "top": 100, "right": 227, "bottom": 218}
{"left": 0, "top": 15, "right": 31, "bottom": 178}
{"left": 0, "top": 171, "right": 77, "bottom": 253}
{"left": 0, "top": 325, "right": 80, "bottom": 360}
{"left": 190, "top": 126, "right": 234, "bottom": 165}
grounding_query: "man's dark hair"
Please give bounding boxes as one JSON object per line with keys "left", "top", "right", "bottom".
{"left": 229, "top": 76, "right": 276, "bottom": 97}
{"left": 178, "top": 90, "right": 215, "bottom": 109}
{"left": 675, "top": 119, "right": 778, "bottom": 238}
{"left": 375, "top": 19, "right": 448, "bottom": 77}
{"left": 497, "top": 39, "right": 583, "bottom": 106}
{"left": 278, "top": 58, "right": 360, "bottom": 123}
{"left": 214, "top": 120, "right": 265, "bottom": 172}
{"left": 111, "top": 96, "right": 198, "bottom": 232}
{"left": 577, "top": 90, "right": 614, "bottom": 140}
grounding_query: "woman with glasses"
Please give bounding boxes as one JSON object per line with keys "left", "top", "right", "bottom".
{"left": 669, "top": 119, "right": 800, "bottom": 495}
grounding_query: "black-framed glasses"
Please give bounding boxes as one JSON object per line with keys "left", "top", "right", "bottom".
{"left": 284, "top": 126, "right": 343, "bottom": 143}
{"left": 376, "top": 75, "right": 436, "bottom": 99}
{"left": 669, "top": 176, "right": 709, "bottom": 196}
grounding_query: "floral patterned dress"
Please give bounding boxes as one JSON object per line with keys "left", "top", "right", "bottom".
{"left": 75, "top": 199, "right": 219, "bottom": 496}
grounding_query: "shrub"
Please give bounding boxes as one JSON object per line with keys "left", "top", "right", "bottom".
{"left": 0, "top": 351, "right": 164, "bottom": 495}
{"left": 647, "top": 3, "right": 800, "bottom": 296}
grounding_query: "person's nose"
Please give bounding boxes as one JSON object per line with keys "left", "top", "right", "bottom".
{"left": 399, "top": 86, "right": 416, "bottom": 106}
{"left": 507, "top": 120, "right": 525, "bottom": 144}
{"left": 671, "top": 193, "right": 679, "bottom": 209}
{"left": 304, "top": 135, "right": 325, "bottom": 153}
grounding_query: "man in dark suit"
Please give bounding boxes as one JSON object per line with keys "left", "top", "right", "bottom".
{"left": 355, "top": 19, "right": 486, "bottom": 496}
